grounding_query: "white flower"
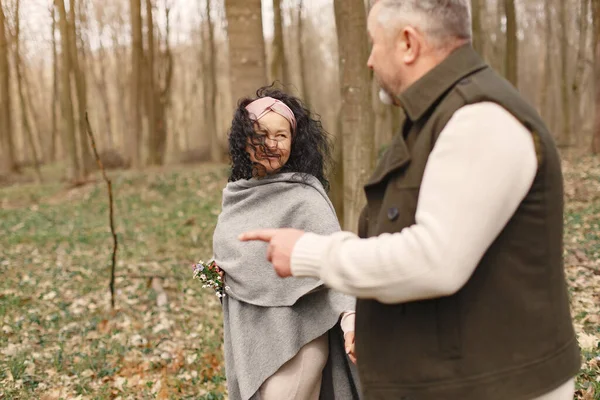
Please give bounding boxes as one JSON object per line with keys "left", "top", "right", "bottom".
{"left": 200, "top": 274, "right": 207, "bottom": 280}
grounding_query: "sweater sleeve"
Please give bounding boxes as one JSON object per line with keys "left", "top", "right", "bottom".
{"left": 290, "top": 102, "right": 538, "bottom": 304}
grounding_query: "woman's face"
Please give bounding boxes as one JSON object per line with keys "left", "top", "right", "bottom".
{"left": 246, "top": 111, "right": 292, "bottom": 175}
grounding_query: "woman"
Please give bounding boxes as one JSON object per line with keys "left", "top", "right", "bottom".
{"left": 213, "top": 86, "right": 360, "bottom": 400}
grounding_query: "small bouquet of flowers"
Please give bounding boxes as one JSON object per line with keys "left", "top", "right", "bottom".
{"left": 193, "top": 259, "right": 229, "bottom": 299}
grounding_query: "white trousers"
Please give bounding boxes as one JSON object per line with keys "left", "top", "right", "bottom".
{"left": 259, "top": 334, "right": 329, "bottom": 400}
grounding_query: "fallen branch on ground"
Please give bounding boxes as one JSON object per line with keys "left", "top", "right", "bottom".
{"left": 85, "top": 112, "right": 119, "bottom": 309}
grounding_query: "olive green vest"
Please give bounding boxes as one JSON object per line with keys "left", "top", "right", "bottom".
{"left": 355, "top": 45, "right": 580, "bottom": 400}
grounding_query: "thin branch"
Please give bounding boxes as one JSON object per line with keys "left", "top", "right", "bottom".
{"left": 85, "top": 112, "right": 119, "bottom": 309}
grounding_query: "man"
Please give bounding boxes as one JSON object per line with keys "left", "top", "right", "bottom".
{"left": 240, "top": 1, "right": 581, "bottom": 399}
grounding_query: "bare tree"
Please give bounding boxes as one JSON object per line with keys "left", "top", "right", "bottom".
{"left": 225, "top": 0, "right": 267, "bottom": 101}
{"left": 129, "top": 0, "right": 144, "bottom": 167}
{"left": 593, "top": 0, "right": 600, "bottom": 153}
{"left": 145, "top": 0, "right": 157, "bottom": 164}
{"left": 56, "top": 0, "right": 81, "bottom": 181}
{"left": 68, "top": 0, "right": 94, "bottom": 174}
{"left": 570, "top": 0, "right": 589, "bottom": 139}
{"left": 50, "top": 4, "right": 59, "bottom": 162}
{"left": 504, "top": 0, "right": 518, "bottom": 87}
{"left": 92, "top": 3, "right": 114, "bottom": 149}
{"left": 270, "top": 0, "right": 289, "bottom": 85}
{"left": 540, "top": 0, "right": 553, "bottom": 124}
{"left": 0, "top": 0, "right": 16, "bottom": 172}
{"left": 334, "top": 0, "right": 374, "bottom": 232}
{"left": 471, "top": 0, "right": 484, "bottom": 55}
{"left": 203, "top": 0, "right": 221, "bottom": 162}
{"left": 14, "top": 0, "right": 42, "bottom": 181}
{"left": 145, "top": 0, "right": 173, "bottom": 166}
{"left": 297, "top": 0, "right": 310, "bottom": 104}
{"left": 110, "top": 9, "right": 128, "bottom": 151}
{"left": 558, "top": 0, "right": 571, "bottom": 145}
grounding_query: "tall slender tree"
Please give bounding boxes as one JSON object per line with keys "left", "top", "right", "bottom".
{"left": 145, "top": 0, "right": 172, "bottom": 165}
{"left": 334, "top": 0, "right": 375, "bottom": 232}
{"left": 593, "top": 0, "right": 600, "bottom": 153}
{"left": 203, "top": 0, "right": 221, "bottom": 162}
{"left": 56, "top": 0, "right": 81, "bottom": 181}
{"left": 129, "top": 0, "right": 144, "bottom": 167}
{"left": 270, "top": 0, "right": 289, "bottom": 85}
{"left": 540, "top": 0, "right": 553, "bottom": 125}
{"left": 50, "top": 4, "right": 59, "bottom": 162}
{"left": 14, "top": 0, "right": 42, "bottom": 181}
{"left": 504, "top": 0, "right": 518, "bottom": 87}
{"left": 558, "top": 0, "right": 571, "bottom": 145}
{"left": 471, "top": 0, "right": 484, "bottom": 55}
{"left": 571, "top": 0, "right": 589, "bottom": 138}
{"left": 225, "top": 0, "right": 267, "bottom": 101}
{"left": 0, "top": 0, "right": 16, "bottom": 172}
{"left": 297, "top": 0, "right": 310, "bottom": 104}
{"left": 92, "top": 5, "right": 114, "bottom": 149}
{"left": 69, "top": 0, "right": 94, "bottom": 173}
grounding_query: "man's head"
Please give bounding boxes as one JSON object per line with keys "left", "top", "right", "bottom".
{"left": 367, "top": 0, "right": 472, "bottom": 104}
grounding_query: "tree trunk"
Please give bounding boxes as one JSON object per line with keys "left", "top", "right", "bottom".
{"left": 94, "top": 45, "right": 114, "bottom": 149}
{"left": 297, "top": 0, "right": 310, "bottom": 105}
{"left": 330, "top": 116, "right": 344, "bottom": 229}
{"left": 56, "top": 0, "right": 81, "bottom": 181}
{"left": 540, "top": 0, "right": 553, "bottom": 124}
{"left": 50, "top": 4, "right": 59, "bottom": 162}
{"left": 225, "top": 0, "right": 267, "bottom": 101}
{"left": 593, "top": 0, "right": 600, "bottom": 153}
{"left": 270, "top": 0, "right": 289, "bottom": 85}
{"left": 111, "top": 23, "right": 128, "bottom": 152}
{"left": 68, "top": 0, "right": 93, "bottom": 174}
{"left": 471, "top": 0, "right": 484, "bottom": 55}
{"left": 558, "top": 0, "right": 570, "bottom": 145}
{"left": 129, "top": 0, "right": 144, "bottom": 167}
{"left": 334, "top": 0, "right": 374, "bottom": 232}
{"left": 14, "top": 0, "right": 42, "bottom": 182}
{"left": 204, "top": 0, "right": 221, "bottom": 162}
{"left": 93, "top": 6, "right": 113, "bottom": 149}
{"left": 570, "top": 0, "right": 588, "bottom": 143}
{"left": 504, "top": 0, "right": 518, "bottom": 87}
{"left": 154, "top": 3, "right": 172, "bottom": 166}
{"left": 0, "top": 0, "right": 17, "bottom": 172}
{"left": 145, "top": 0, "right": 158, "bottom": 165}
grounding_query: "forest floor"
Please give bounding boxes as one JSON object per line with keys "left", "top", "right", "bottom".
{"left": 0, "top": 154, "right": 599, "bottom": 400}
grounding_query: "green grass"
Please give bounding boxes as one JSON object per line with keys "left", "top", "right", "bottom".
{"left": 1, "top": 163, "right": 229, "bottom": 399}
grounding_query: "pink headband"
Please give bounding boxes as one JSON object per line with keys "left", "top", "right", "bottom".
{"left": 245, "top": 97, "right": 297, "bottom": 133}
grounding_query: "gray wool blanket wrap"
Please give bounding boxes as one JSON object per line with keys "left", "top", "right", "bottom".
{"left": 212, "top": 173, "right": 361, "bottom": 400}
{"left": 214, "top": 173, "right": 335, "bottom": 306}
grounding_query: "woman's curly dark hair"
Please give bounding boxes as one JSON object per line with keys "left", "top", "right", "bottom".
{"left": 228, "top": 85, "right": 333, "bottom": 191}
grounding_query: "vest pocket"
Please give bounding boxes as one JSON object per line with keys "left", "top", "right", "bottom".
{"left": 436, "top": 296, "right": 462, "bottom": 359}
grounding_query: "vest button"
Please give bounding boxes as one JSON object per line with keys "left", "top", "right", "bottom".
{"left": 387, "top": 207, "right": 399, "bottom": 221}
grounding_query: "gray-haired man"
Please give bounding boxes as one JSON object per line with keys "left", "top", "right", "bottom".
{"left": 241, "top": 1, "right": 581, "bottom": 399}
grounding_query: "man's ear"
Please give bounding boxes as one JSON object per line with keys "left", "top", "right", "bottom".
{"left": 399, "top": 26, "right": 422, "bottom": 65}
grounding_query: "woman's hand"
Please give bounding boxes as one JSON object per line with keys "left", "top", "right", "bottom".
{"left": 344, "top": 331, "right": 356, "bottom": 364}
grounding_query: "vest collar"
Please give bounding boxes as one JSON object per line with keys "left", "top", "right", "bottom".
{"left": 397, "top": 44, "right": 487, "bottom": 122}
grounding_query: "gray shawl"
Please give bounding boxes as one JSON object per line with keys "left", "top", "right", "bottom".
{"left": 212, "top": 173, "right": 361, "bottom": 400}
{"left": 213, "top": 173, "right": 337, "bottom": 306}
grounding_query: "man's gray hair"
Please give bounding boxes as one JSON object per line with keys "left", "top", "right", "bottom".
{"left": 377, "top": 0, "right": 472, "bottom": 48}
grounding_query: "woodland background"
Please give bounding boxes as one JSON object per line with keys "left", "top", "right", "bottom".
{"left": 0, "top": 0, "right": 599, "bottom": 398}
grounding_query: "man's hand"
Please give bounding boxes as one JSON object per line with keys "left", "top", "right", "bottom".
{"left": 344, "top": 331, "right": 356, "bottom": 364}
{"left": 239, "top": 228, "right": 305, "bottom": 277}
